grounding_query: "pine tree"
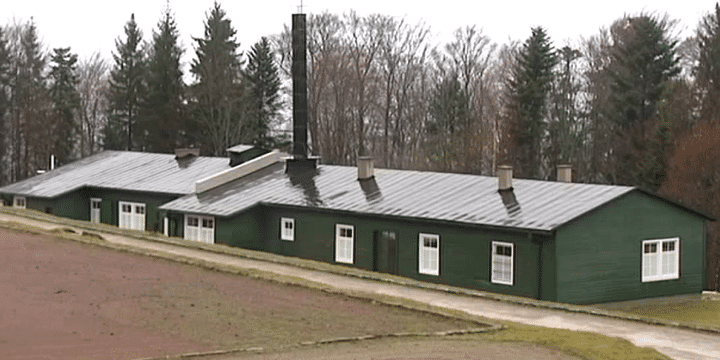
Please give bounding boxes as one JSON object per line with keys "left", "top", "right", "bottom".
{"left": 635, "top": 117, "right": 672, "bottom": 191}
{"left": 428, "top": 74, "right": 469, "bottom": 170}
{"left": 246, "top": 37, "right": 281, "bottom": 148}
{"left": 48, "top": 47, "right": 81, "bottom": 164}
{"left": 505, "top": 27, "right": 557, "bottom": 179}
{"left": 696, "top": 3, "right": 720, "bottom": 124}
{"left": 107, "top": 13, "right": 145, "bottom": 151}
{"left": 140, "top": 5, "right": 186, "bottom": 153}
{"left": 8, "top": 19, "right": 49, "bottom": 180}
{"left": 190, "top": 2, "right": 247, "bottom": 156}
{"left": 607, "top": 14, "right": 680, "bottom": 185}
{"left": 547, "top": 46, "right": 583, "bottom": 174}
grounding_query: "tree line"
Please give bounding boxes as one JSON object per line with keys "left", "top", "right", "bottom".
{"left": 274, "top": 7, "right": 720, "bottom": 289}
{"left": 0, "top": 3, "right": 719, "bottom": 289}
{"left": 0, "top": 2, "right": 283, "bottom": 184}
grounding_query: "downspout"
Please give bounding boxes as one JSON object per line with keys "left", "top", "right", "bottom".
{"left": 531, "top": 232, "right": 543, "bottom": 300}
{"left": 703, "top": 221, "right": 708, "bottom": 290}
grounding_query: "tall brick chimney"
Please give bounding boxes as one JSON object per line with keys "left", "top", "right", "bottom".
{"left": 286, "top": 12, "right": 318, "bottom": 172}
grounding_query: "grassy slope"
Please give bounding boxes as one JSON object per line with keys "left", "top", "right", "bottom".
{"left": 599, "top": 294, "right": 720, "bottom": 331}
{"left": 477, "top": 322, "right": 670, "bottom": 360}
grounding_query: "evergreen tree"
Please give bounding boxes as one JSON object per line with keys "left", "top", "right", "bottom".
{"left": 107, "top": 13, "right": 145, "bottom": 151}
{"left": 635, "top": 116, "right": 672, "bottom": 191}
{"left": 607, "top": 14, "right": 680, "bottom": 185}
{"left": 547, "top": 46, "right": 583, "bottom": 175}
{"left": 696, "top": 3, "right": 720, "bottom": 124}
{"left": 246, "top": 37, "right": 281, "bottom": 148}
{"left": 48, "top": 47, "right": 81, "bottom": 164}
{"left": 505, "top": 27, "right": 557, "bottom": 179}
{"left": 190, "top": 2, "right": 248, "bottom": 156}
{"left": 428, "top": 74, "right": 469, "bottom": 170}
{"left": 8, "top": 19, "right": 49, "bottom": 180}
{"left": 140, "top": 5, "right": 186, "bottom": 153}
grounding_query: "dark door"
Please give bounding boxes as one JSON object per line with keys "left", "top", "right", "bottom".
{"left": 374, "top": 230, "right": 398, "bottom": 274}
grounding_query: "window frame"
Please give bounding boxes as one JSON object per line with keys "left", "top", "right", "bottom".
{"left": 418, "top": 233, "right": 440, "bottom": 276}
{"left": 280, "top": 217, "right": 295, "bottom": 241}
{"left": 118, "top": 201, "right": 146, "bottom": 231}
{"left": 335, "top": 224, "right": 354, "bottom": 264}
{"left": 184, "top": 214, "right": 215, "bottom": 243}
{"left": 642, "top": 237, "right": 680, "bottom": 282}
{"left": 491, "top": 241, "right": 514, "bottom": 286}
{"left": 13, "top": 196, "right": 26, "bottom": 209}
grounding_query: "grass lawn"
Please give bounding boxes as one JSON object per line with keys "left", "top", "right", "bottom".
{"left": 222, "top": 321, "right": 670, "bottom": 360}
{"left": 596, "top": 293, "right": 720, "bottom": 331}
{"left": 475, "top": 322, "right": 671, "bottom": 360}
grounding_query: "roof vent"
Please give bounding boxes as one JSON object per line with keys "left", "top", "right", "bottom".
{"left": 557, "top": 165, "right": 572, "bottom": 183}
{"left": 175, "top": 148, "right": 200, "bottom": 159}
{"left": 497, "top": 165, "right": 513, "bottom": 191}
{"left": 358, "top": 156, "right": 374, "bottom": 180}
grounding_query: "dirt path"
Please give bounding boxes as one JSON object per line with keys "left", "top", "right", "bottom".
{"left": 1, "top": 212, "right": 719, "bottom": 359}
{"left": 0, "top": 227, "right": 491, "bottom": 359}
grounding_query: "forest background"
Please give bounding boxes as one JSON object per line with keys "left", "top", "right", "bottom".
{"left": 1, "top": 2, "right": 719, "bottom": 290}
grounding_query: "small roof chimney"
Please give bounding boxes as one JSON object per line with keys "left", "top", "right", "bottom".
{"left": 358, "top": 156, "right": 374, "bottom": 180}
{"left": 175, "top": 148, "right": 200, "bottom": 159}
{"left": 497, "top": 165, "right": 513, "bottom": 191}
{"left": 557, "top": 165, "right": 572, "bottom": 183}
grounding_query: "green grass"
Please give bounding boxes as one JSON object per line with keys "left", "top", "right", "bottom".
{"left": 472, "top": 322, "right": 671, "bottom": 360}
{"left": 602, "top": 294, "right": 720, "bottom": 330}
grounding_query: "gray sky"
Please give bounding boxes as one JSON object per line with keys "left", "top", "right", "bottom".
{"left": 4, "top": 0, "right": 718, "bottom": 72}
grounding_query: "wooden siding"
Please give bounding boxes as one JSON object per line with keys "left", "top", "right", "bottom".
{"left": 555, "top": 191, "right": 705, "bottom": 304}
{"left": 24, "top": 192, "right": 86, "bottom": 219}
{"left": 253, "top": 206, "right": 541, "bottom": 298}
{"left": 84, "top": 189, "right": 176, "bottom": 232}
{"left": 216, "top": 208, "right": 264, "bottom": 250}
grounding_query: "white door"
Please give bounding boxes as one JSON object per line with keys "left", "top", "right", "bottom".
{"left": 90, "top": 198, "right": 101, "bottom": 223}
{"left": 184, "top": 215, "right": 215, "bottom": 243}
{"left": 119, "top": 201, "right": 146, "bottom": 230}
{"left": 200, "top": 217, "right": 214, "bottom": 243}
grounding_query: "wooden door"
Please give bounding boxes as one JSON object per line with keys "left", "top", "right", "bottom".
{"left": 374, "top": 230, "right": 398, "bottom": 274}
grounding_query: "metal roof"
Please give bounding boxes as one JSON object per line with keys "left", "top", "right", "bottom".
{"left": 0, "top": 151, "right": 232, "bottom": 198}
{"left": 159, "top": 163, "right": 648, "bottom": 232}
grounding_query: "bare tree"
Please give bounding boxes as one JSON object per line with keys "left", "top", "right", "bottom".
{"left": 345, "top": 11, "right": 383, "bottom": 158}
{"left": 579, "top": 29, "right": 615, "bottom": 183}
{"left": 435, "top": 26, "right": 496, "bottom": 173}
{"left": 375, "top": 16, "right": 430, "bottom": 168}
{"left": 77, "top": 52, "right": 109, "bottom": 157}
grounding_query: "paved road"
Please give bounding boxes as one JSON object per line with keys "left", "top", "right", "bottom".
{"left": 2, "top": 212, "right": 719, "bottom": 359}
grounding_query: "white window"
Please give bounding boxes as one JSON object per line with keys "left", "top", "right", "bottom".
{"left": 185, "top": 214, "right": 215, "bottom": 243}
{"left": 90, "top": 198, "right": 101, "bottom": 223}
{"left": 281, "top": 218, "right": 295, "bottom": 241}
{"left": 13, "top": 196, "right": 26, "bottom": 209}
{"left": 418, "top": 233, "right": 440, "bottom": 276}
{"left": 642, "top": 238, "right": 679, "bottom": 282}
{"left": 335, "top": 224, "right": 354, "bottom": 264}
{"left": 118, "top": 201, "right": 146, "bottom": 231}
{"left": 491, "top": 241, "right": 514, "bottom": 285}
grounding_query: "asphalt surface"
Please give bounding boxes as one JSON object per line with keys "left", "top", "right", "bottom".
{"left": 1, "top": 212, "right": 719, "bottom": 360}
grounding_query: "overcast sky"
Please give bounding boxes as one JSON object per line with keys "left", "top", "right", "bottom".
{"left": 4, "top": 0, "right": 718, "bottom": 72}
